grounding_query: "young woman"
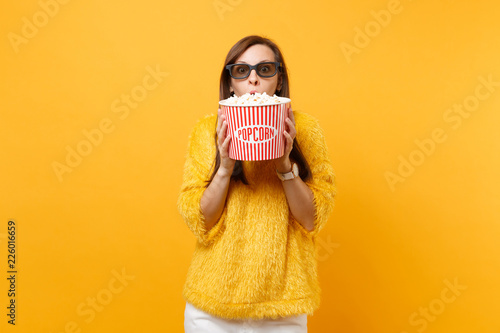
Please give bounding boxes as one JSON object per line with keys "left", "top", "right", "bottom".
{"left": 178, "top": 35, "right": 336, "bottom": 332}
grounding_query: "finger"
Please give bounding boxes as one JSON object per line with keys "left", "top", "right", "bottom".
{"left": 285, "top": 118, "right": 296, "bottom": 139}
{"left": 221, "top": 120, "right": 228, "bottom": 138}
{"left": 221, "top": 134, "right": 231, "bottom": 153}
{"left": 220, "top": 137, "right": 232, "bottom": 160}
{"left": 217, "top": 109, "right": 223, "bottom": 133}
{"left": 218, "top": 121, "right": 228, "bottom": 146}
{"left": 217, "top": 110, "right": 227, "bottom": 133}
{"left": 283, "top": 130, "right": 294, "bottom": 150}
{"left": 217, "top": 115, "right": 227, "bottom": 137}
{"left": 289, "top": 107, "right": 295, "bottom": 125}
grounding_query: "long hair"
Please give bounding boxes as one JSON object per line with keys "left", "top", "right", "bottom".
{"left": 207, "top": 35, "right": 311, "bottom": 185}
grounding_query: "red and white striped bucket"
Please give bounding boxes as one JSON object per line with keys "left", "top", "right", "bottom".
{"left": 219, "top": 99, "right": 291, "bottom": 161}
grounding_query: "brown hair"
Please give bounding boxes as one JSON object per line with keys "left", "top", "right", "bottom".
{"left": 208, "top": 35, "right": 311, "bottom": 185}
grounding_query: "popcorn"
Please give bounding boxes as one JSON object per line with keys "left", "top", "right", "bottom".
{"left": 219, "top": 93, "right": 291, "bottom": 161}
{"left": 221, "top": 92, "right": 285, "bottom": 106}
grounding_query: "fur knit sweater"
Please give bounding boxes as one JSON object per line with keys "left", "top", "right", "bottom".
{"left": 177, "top": 110, "right": 336, "bottom": 320}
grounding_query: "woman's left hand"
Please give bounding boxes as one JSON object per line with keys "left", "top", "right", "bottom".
{"left": 274, "top": 106, "right": 296, "bottom": 173}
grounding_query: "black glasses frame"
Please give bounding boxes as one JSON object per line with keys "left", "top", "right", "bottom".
{"left": 225, "top": 62, "right": 281, "bottom": 79}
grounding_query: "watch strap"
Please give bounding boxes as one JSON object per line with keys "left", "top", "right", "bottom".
{"left": 276, "top": 163, "right": 299, "bottom": 181}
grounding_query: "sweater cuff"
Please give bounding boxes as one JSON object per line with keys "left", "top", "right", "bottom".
{"left": 295, "top": 186, "right": 333, "bottom": 239}
{"left": 194, "top": 189, "right": 226, "bottom": 246}
{"left": 178, "top": 186, "right": 226, "bottom": 247}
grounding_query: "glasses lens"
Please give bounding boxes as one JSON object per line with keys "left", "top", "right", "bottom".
{"left": 257, "top": 63, "right": 277, "bottom": 77}
{"left": 231, "top": 64, "right": 250, "bottom": 78}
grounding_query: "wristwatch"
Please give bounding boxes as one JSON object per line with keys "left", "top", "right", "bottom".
{"left": 276, "top": 162, "right": 299, "bottom": 181}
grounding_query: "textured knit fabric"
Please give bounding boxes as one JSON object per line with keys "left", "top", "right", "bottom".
{"left": 177, "top": 110, "right": 336, "bottom": 320}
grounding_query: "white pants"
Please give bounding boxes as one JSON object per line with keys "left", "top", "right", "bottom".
{"left": 184, "top": 302, "right": 308, "bottom": 333}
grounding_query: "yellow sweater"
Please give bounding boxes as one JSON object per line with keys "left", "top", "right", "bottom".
{"left": 177, "top": 110, "right": 336, "bottom": 320}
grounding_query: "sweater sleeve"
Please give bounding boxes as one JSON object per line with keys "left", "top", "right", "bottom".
{"left": 177, "top": 115, "right": 225, "bottom": 246}
{"left": 293, "top": 112, "right": 337, "bottom": 239}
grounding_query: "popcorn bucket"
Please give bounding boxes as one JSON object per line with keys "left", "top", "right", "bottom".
{"left": 219, "top": 98, "right": 291, "bottom": 161}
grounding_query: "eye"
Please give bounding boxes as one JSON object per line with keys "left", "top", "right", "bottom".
{"left": 232, "top": 65, "right": 249, "bottom": 76}
{"left": 258, "top": 63, "right": 276, "bottom": 76}
{"left": 260, "top": 65, "right": 270, "bottom": 73}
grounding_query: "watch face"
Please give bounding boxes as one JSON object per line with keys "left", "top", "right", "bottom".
{"left": 293, "top": 163, "right": 299, "bottom": 176}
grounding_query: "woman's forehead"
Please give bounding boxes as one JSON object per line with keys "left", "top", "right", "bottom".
{"left": 236, "top": 44, "right": 275, "bottom": 63}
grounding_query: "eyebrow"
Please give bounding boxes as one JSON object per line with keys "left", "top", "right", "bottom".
{"left": 235, "top": 60, "right": 273, "bottom": 64}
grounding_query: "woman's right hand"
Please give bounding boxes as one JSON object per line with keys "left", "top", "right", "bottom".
{"left": 217, "top": 108, "right": 236, "bottom": 177}
{"left": 200, "top": 109, "right": 235, "bottom": 230}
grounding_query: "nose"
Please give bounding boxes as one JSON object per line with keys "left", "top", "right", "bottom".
{"left": 247, "top": 69, "right": 259, "bottom": 85}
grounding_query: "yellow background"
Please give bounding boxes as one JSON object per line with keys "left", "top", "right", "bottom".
{"left": 1, "top": 0, "right": 499, "bottom": 332}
